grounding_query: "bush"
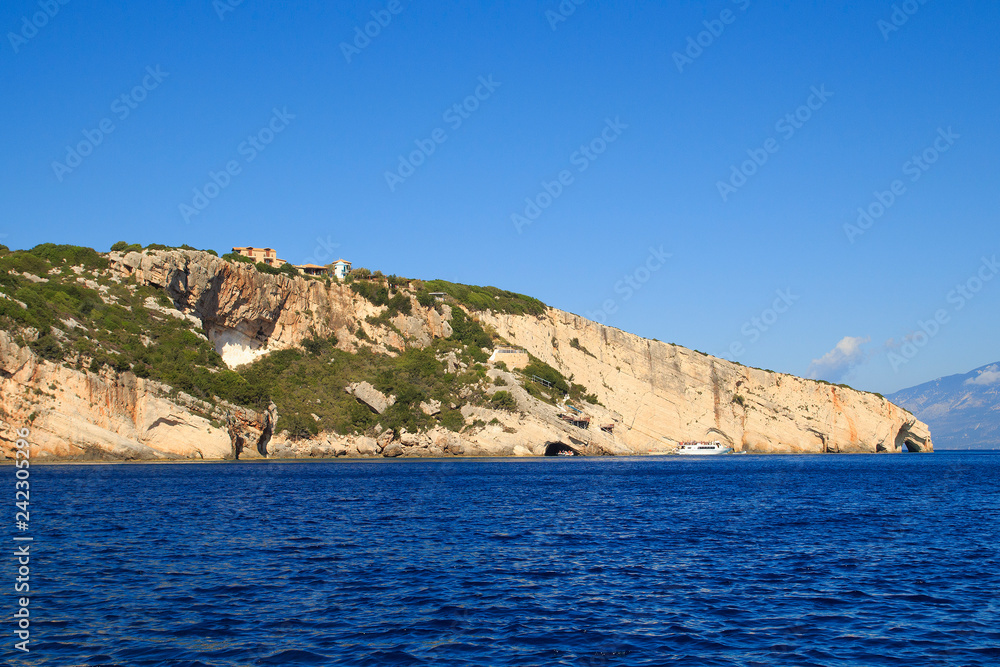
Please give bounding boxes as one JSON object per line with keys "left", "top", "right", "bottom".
{"left": 490, "top": 390, "right": 517, "bottom": 411}
{"left": 301, "top": 334, "right": 338, "bottom": 356}
{"left": 222, "top": 252, "right": 253, "bottom": 264}
{"left": 351, "top": 281, "right": 389, "bottom": 306}
{"left": 28, "top": 244, "right": 108, "bottom": 270}
{"left": 523, "top": 359, "right": 569, "bottom": 395}
{"left": 280, "top": 413, "right": 319, "bottom": 440}
{"left": 30, "top": 334, "right": 63, "bottom": 361}
{"left": 279, "top": 263, "right": 299, "bottom": 278}
{"left": 421, "top": 279, "right": 546, "bottom": 315}
{"left": 416, "top": 291, "right": 435, "bottom": 308}
{"left": 449, "top": 308, "right": 491, "bottom": 349}
{"left": 255, "top": 262, "right": 281, "bottom": 275}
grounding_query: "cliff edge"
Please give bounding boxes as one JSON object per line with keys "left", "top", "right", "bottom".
{"left": 0, "top": 247, "right": 931, "bottom": 459}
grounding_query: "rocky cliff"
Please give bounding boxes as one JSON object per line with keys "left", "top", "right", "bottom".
{"left": 0, "top": 248, "right": 932, "bottom": 459}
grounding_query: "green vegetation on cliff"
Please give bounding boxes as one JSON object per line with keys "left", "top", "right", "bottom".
{"left": 421, "top": 279, "right": 546, "bottom": 315}
{"left": 0, "top": 244, "right": 522, "bottom": 438}
{"left": 0, "top": 244, "right": 253, "bottom": 411}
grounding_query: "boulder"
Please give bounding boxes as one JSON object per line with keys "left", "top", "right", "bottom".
{"left": 345, "top": 381, "right": 394, "bottom": 414}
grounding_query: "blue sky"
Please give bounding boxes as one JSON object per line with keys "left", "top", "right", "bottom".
{"left": 2, "top": 0, "right": 997, "bottom": 394}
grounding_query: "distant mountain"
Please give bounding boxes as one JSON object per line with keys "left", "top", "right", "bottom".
{"left": 888, "top": 363, "right": 1000, "bottom": 449}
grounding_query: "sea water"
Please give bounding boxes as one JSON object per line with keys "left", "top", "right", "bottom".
{"left": 15, "top": 452, "right": 1000, "bottom": 666}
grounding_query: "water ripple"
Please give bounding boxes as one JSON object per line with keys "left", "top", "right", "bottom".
{"left": 15, "top": 452, "right": 1000, "bottom": 666}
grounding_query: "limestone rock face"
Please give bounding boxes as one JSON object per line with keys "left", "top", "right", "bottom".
{"left": 475, "top": 310, "right": 933, "bottom": 455}
{"left": 111, "top": 250, "right": 404, "bottom": 364}
{"left": 0, "top": 331, "right": 234, "bottom": 460}
{"left": 1, "top": 249, "right": 933, "bottom": 460}
{"left": 228, "top": 403, "right": 277, "bottom": 459}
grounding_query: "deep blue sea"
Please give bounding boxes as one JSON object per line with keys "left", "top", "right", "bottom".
{"left": 10, "top": 452, "right": 1000, "bottom": 666}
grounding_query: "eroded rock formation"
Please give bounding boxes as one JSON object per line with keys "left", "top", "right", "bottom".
{"left": 0, "top": 249, "right": 933, "bottom": 459}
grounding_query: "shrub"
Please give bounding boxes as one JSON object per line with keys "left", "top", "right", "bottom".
{"left": 439, "top": 409, "right": 464, "bottom": 431}
{"left": 490, "top": 390, "right": 517, "bottom": 411}
{"left": 448, "top": 308, "right": 491, "bottom": 349}
{"left": 570, "top": 337, "right": 596, "bottom": 357}
{"left": 523, "top": 359, "right": 569, "bottom": 395}
{"left": 255, "top": 262, "right": 281, "bottom": 275}
{"left": 421, "top": 279, "right": 546, "bottom": 315}
{"left": 28, "top": 244, "right": 108, "bottom": 270}
{"left": 351, "top": 281, "right": 389, "bottom": 306}
{"left": 280, "top": 413, "right": 319, "bottom": 440}
{"left": 301, "top": 334, "right": 338, "bottom": 356}
{"left": 279, "top": 263, "right": 299, "bottom": 278}
{"left": 222, "top": 253, "right": 253, "bottom": 264}
{"left": 30, "top": 334, "right": 63, "bottom": 361}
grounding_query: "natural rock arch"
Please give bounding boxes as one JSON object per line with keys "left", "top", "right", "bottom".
{"left": 894, "top": 423, "right": 930, "bottom": 453}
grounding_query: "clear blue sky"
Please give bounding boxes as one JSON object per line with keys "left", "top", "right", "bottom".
{"left": 2, "top": 0, "right": 997, "bottom": 394}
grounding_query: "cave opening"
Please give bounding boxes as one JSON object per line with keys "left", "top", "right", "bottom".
{"left": 544, "top": 442, "right": 580, "bottom": 457}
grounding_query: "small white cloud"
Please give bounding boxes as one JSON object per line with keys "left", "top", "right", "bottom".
{"left": 807, "top": 336, "right": 871, "bottom": 382}
{"left": 965, "top": 365, "right": 1000, "bottom": 386}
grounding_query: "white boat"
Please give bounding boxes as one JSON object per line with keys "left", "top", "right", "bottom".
{"left": 676, "top": 441, "right": 733, "bottom": 456}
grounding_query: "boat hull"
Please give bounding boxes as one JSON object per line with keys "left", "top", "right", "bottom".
{"left": 677, "top": 447, "right": 733, "bottom": 456}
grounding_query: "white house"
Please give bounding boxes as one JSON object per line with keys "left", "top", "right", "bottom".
{"left": 332, "top": 259, "right": 352, "bottom": 280}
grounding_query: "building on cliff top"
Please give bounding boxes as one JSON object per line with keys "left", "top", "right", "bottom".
{"left": 295, "top": 263, "right": 328, "bottom": 276}
{"left": 232, "top": 246, "right": 287, "bottom": 267}
{"left": 332, "top": 259, "right": 352, "bottom": 280}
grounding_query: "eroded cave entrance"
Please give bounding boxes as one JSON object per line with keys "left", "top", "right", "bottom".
{"left": 544, "top": 442, "right": 581, "bottom": 457}
{"left": 894, "top": 426, "right": 928, "bottom": 453}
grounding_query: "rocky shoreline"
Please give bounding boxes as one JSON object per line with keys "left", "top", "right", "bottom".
{"left": 0, "top": 248, "right": 933, "bottom": 461}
